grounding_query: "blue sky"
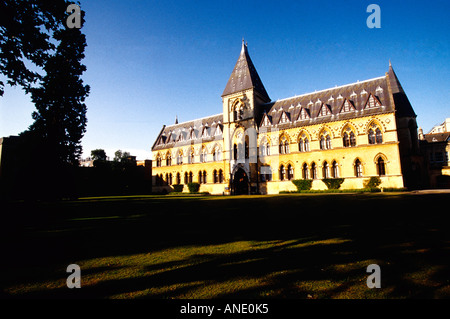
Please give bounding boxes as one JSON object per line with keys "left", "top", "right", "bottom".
{"left": 0, "top": 0, "right": 449, "bottom": 160}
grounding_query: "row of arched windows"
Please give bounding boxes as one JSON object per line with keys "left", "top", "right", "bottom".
{"left": 155, "top": 170, "right": 224, "bottom": 185}
{"left": 274, "top": 156, "right": 387, "bottom": 181}
{"left": 260, "top": 124, "right": 384, "bottom": 156}
{"left": 156, "top": 146, "right": 223, "bottom": 167}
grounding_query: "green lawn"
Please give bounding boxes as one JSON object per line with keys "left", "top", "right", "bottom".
{"left": 1, "top": 192, "right": 449, "bottom": 299}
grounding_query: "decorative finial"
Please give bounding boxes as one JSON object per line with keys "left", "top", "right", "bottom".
{"left": 389, "top": 59, "right": 392, "bottom": 67}
{"left": 175, "top": 115, "right": 178, "bottom": 125}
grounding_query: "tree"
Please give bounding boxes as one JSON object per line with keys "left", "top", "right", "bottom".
{"left": 91, "top": 149, "right": 107, "bottom": 161}
{"left": 28, "top": 7, "right": 89, "bottom": 166}
{"left": 0, "top": 0, "right": 70, "bottom": 96}
{"left": 114, "top": 150, "right": 131, "bottom": 162}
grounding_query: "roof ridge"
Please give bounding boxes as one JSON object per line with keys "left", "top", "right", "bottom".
{"left": 270, "top": 76, "right": 386, "bottom": 104}
{"left": 164, "top": 113, "right": 223, "bottom": 129}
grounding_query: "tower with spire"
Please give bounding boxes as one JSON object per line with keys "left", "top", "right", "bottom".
{"left": 221, "top": 40, "right": 271, "bottom": 192}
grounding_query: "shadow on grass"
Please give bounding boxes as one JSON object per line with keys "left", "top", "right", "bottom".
{"left": 1, "top": 193, "right": 450, "bottom": 299}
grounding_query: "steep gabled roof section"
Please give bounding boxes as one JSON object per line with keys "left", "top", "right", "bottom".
{"left": 222, "top": 41, "right": 270, "bottom": 101}
{"left": 339, "top": 99, "right": 356, "bottom": 113}
{"left": 297, "top": 107, "right": 310, "bottom": 121}
{"left": 317, "top": 103, "right": 332, "bottom": 117}
{"left": 260, "top": 112, "right": 272, "bottom": 127}
{"left": 152, "top": 114, "right": 223, "bottom": 151}
{"left": 388, "top": 62, "right": 416, "bottom": 117}
{"left": 278, "top": 111, "right": 291, "bottom": 124}
{"left": 364, "top": 94, "right": 382, "bottom": 109}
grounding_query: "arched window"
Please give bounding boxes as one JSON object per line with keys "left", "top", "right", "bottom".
{"left": 189, "top": 148, "right": 195, "bottom": 164}
{"left": 233, "top": 144, "right": 238, "bottom": 160}
{"left": 287, "top": 164, "right": 294, "bottom": 180}
{"left": 188, "top": 171, "right": 193, "bottom": 183}
{"left": 200, "top": 147, "right": 207, "bottom": 163}
{"left": 368, "top": 123, "right": 383, "bottom": 145}
{"left": 166, "top": 154, "right": 172, "bottom": 166}
{"left": 343, "top": 132, "right": 350, "bottom": 147}
{"left": 279, "top": 136, "right": 290, "bottom": 154}
{"left": 320, "top": 136, "right": 325, "bottom": 150}
{"left": 213, "top": 170, "right": 218, "bottom": 183}
{"left": 298, "top": 138, "right": 304, "bottom": 152}
{"left": 376, "top": 128, "right": 383, "bottom": 144}
{"left": 332, "top": 161, "right": 339, "bottom": 178}
{"left": 377, "top": 157, "right": 386, "bottom": 176}
{"left": 202, "top": 170, "right": 207, "bottom": 184}
{"left": 176, "top": 172, "right": 181, "bottom": 185}
{"left": 198, "top": 171, "right": 202, "bottom": 184}
{"left": 302, "top": 163, "right": 309, "bottom": 179}
{"left": 156, "top": 155, "right": 162, "bottom": 167}
{"left": 218, "top": 169, "right": 224, "bottom": 183}
{"left": 319, "top": 131, "right": 332, "bottom": 150}
{"left": 322, "top": 161, "right": 329, "bottom": 179}
{"left": 350, "top": 131, "right": 356, "bottom": 147}
{"left": 213, "top": 146, "right": 222, "bottom": 161}
{"left": 343, "top": 126, "right": 356, "bottom": 147}
{"left": 184, "top": 172, "right": 188, "bottom": 184}
{"left": 298, "top": 134, "right": 310, "bottom": 152}
{"left": 260, "top": 140, "right": 270, "bottom": 156}
{"left": 177, "top": 150, "right": 183, "bottom": 165}
{"left": 310, "top": 162, "right": 317, "bottom": 179}
{"left": 326, "top": 135, "right": 332, "bottom": 149}
{"left": 279, "top": 165, "right": 286, "bottom": 180}
{"left": 169, "top": 173, "right": 173, "bottom": 185}
{"left": 354, "top": 159, "right": 363, "bottom": 177}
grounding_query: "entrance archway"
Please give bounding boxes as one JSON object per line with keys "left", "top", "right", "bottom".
{"left": 233, "top": 168, "right": 249, "bottom": 195}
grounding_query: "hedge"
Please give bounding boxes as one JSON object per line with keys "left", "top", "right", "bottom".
{"left": 322, "top": 178, "right": 345, "bottom": 190}
{"left": 291, "top": 179, "right": 313, "bottom": 191}
{"left": 187, "top": 182, "right": 200, "bottom": 193}
{"left": 172, "top": 184, "right": 184, "bottom": 192}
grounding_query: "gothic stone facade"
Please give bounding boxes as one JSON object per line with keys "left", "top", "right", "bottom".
{"left": 151, "top": 43, "right": 421, "bottom": 194}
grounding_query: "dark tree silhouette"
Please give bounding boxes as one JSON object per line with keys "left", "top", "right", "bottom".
{"left": 0, "top": 0, "right": 70, "bottom": 96}
{"left": 91, "top": 149, "right": 107, "bottom": 162}
{"left": 28, "top": 10, "right": 90, "bottom": 166}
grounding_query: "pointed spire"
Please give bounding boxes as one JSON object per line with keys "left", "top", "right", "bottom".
{"left": 387, "top": 61, "right": 416, "bottom": 117}
{"left": 175, "top": 115, "right": 178, "bottom": 125}
{"left": 388, "top": 61, "right": 404, "bottom": 94}
{"left": 222, "top": 41, "right": 270, "bottom": 101}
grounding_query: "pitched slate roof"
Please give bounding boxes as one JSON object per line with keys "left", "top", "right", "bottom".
{"left": 222, "top": 41, "right": 270, "bottom": 101}
{"left": 152, "top": 114, "right": 223, "bottom": 151}
{"left": 259, "top": 75, "right": 391, "bottom": 129}
{"left": 388, "top": 63, "right": 416, "bottom": 118}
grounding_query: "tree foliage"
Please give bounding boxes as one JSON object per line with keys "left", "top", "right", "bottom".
{"left": 291, "top": 179, "right": 313, "bottom": 191}
{"left": 91, "top": 149, "right": 107, "bottom": 161}
{"left": 322, "top": 178, "right": 345, "bottom": 190}
{"left": 27, "top": 7, "right": 89, "bottom": 166}
{"left": 0, "top": 0, "right": 71, "bottom": 96}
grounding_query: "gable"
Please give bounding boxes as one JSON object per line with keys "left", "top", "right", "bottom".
{"left": 297, "top": 107, "right": 310, "bottom": 121}
{"left": 278, "top": 111, "right": 291, "bottom": 124}
{"left": 317, "top": 103, "right": 332, "bottom": 117}
{"left": 364, "top": 94, "right": 382, "bottom": 109}
{"left": 261, "top": 113, "right": 272, "bottom": 126}
{"left": 339, "top": 99, "right": 356, "bottom": 113}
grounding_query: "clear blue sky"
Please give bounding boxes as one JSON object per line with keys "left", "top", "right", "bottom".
{"left": 0, "top": 0, "right": 449, "bottom": 160}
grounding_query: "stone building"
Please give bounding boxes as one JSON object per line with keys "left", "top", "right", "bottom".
{"left": 151, "top": 42, "right": 422, "bottom": 194}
